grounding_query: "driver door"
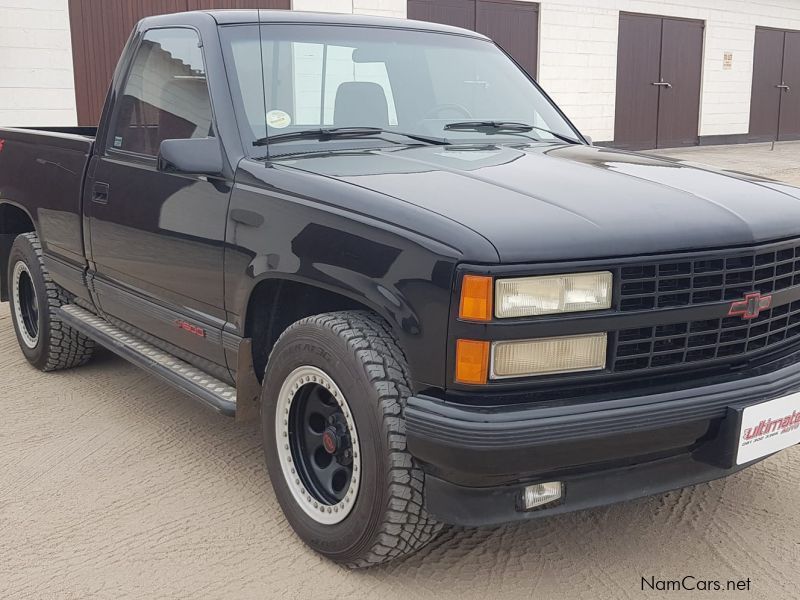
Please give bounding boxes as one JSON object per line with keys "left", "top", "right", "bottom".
{"left": 86, "top": 27, "right": 231, "bottom": 371}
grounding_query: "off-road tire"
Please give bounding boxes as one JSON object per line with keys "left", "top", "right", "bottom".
{"left": 261, "top": 310, "right": 442, "bottom": 568}
{"left": 7, "top": 232, "right": 95, "bottom": 371}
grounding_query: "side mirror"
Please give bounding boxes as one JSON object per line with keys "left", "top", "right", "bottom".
{"left": 158, "top": 137, "right": 223, "bottom": 176}
{"left": 583, "top": 135, "right": 594, "bottom": 146}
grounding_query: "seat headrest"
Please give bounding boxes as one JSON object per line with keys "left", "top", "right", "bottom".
{"left": 333, "top": 81, "right": 389, "bottom": 128}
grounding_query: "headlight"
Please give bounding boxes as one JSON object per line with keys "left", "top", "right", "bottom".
{"left": 495, "top": 271, "right": 613, "bottom": 318}
{"left": 491, "top": 333, "right": 607, "bottom": 378}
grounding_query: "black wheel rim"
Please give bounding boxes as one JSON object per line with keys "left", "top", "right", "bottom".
{"left": 17, "top": 269, "right": 39, "bottom": 341}
{"left": 289, "top": 383, "right": 354, "bottom": 505}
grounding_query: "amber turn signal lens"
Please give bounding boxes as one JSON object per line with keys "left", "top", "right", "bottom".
{"left": 459, "top": 275, "right": 493, "bottom": 321}
{"left": 455, "top": 339, "right": 490, "bottom": 385}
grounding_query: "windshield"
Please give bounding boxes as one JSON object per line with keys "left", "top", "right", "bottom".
{"left": 219, "top": 24, "right": 582, "bottom": 155}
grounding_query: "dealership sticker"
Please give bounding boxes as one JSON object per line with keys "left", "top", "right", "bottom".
{"left": 737, "top": 391, "right": 800, "bottom": 464}
{"left": 267, "top": 110, "right": 291, "bottom": 129}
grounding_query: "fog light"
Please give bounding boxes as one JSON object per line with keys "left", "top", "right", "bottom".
{"left": 520, "top": 482, "right": 563, "bottom": 511}
{"left": 491, "top": 333, "right": 607, "bottom": 378}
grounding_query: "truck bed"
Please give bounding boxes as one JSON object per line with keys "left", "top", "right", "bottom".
{"left": 23, "top": 126, "right": 98, "bottom": 138}
{"left": 0, "top": 126, "right": 96, "bottom": 282}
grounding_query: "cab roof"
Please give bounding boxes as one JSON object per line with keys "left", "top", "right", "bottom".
{"left": 176, "top": 9, "right": 487, "bottom": 39}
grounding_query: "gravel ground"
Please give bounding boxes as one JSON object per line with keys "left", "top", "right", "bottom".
{"left": 1, "top": 142, "right": 799, "bottom": 599}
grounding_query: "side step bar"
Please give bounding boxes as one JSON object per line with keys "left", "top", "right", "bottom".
{"left": 59, "top": 304, "right": 237, "bottom": 416}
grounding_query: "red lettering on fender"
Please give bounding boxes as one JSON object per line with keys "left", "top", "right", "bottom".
{"left": 175, "top": 320, "right": 206, "bottom": 338}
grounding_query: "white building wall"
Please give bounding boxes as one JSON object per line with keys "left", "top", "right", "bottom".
{"left": 536, "top": 0, "right": 800, "bottom": 142}
{"left": 292, "top": 0, "right": 406, "bottom": 18}
{"left": 0, "top": 0, "right": 77, "bottom": 126}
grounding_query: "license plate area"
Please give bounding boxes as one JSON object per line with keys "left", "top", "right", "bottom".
{"left": 736, "top": 391, "right": 800, "bottom": 465}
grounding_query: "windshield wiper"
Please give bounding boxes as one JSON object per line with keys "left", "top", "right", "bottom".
{"left": 253, "top": 127, "right": 450, "bottom": 147}
{"left": 443, "top": 121, "right": 581, "bottom": 144}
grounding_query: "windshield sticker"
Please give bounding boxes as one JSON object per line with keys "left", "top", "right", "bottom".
{"left": 113, "top": 136, "right": 123, "bottom": 148}
{"left": 267, "top": 110, "right": 292, "bottom": 129}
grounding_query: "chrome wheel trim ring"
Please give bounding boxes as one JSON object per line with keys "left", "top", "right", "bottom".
{"left": 276, "top": 365, "right": 361, "bottom": 525}
{"left": 12, "top": 260, "right": 39, "bottom": 349}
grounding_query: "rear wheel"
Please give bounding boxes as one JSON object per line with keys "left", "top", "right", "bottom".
{"left": 261, "top": 311, "right": 441, "bottom": 567}
{"left": 8, "top": 232, "right": 95, "bottom": 371}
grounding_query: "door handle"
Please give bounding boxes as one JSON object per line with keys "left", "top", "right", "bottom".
{"left": 229, "top": 208, "right": 264, "bottom": 227}
{"left": 651, "top": 81, "right": 672, "bottom": 88}
{"left": 92, "top": 182, "right": 110, "bottom": 205}
{"left": 776, "top": 83, "right": 792, "bottom": 92}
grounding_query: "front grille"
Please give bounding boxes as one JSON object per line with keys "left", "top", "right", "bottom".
{"left": 619, "top": 243, "right": 800, "bottom": 312}
{"left": 613, "top": 299, "right": 800, "bottom": 372}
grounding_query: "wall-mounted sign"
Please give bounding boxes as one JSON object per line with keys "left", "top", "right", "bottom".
{"left": 723, "top": 51, "right": 733, "bottom": 69}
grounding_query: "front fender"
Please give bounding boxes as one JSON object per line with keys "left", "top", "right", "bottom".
{"left": 224, "top": 162, "right": 497, "bottom": 390}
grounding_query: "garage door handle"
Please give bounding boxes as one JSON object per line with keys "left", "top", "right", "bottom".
{"left": 651, "top": 81, "right": 672, "bottom": 88}
{"left": 776, "top": 84, "right": 792, "bottom": 92}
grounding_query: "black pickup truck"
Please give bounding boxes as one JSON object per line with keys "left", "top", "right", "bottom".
{"left": 1, "top": 10, "right": 799, "bottom": 567}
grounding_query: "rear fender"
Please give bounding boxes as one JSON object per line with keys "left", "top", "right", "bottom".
{"left": 0, "top": 232, "right": 14, "bottom": 301}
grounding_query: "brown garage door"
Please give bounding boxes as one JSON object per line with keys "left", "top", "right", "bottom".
{"left": 407, "top": 0, "right": 475, "bottom": 30}
{"left": 407, "top": 0, "right": 538, "bottom": 77}
{"left": 749, "top": 27, "right": 800, "bottom": 142}
{"left": 68, "top": 0, "right": 290, "bottom": 125}
{"left": 614, "top": 13, "right": 704, "bottom": 150}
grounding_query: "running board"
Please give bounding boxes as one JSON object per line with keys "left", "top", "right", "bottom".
{"left": 58, "top": 304, "right": 236, "bottom": 416}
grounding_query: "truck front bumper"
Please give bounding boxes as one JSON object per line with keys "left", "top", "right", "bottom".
{"left": 405, "top": 358, "right": 800, "bottom": 527}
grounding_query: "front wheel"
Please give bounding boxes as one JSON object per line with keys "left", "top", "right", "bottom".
{"left": 261, "top": 311, "right": 441, "bottom": 568}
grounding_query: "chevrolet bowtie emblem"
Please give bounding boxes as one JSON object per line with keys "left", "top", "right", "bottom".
{"left": 728, "top": 292, "right": 772, "bottom": 320}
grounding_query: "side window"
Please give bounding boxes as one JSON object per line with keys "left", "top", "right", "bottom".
{"left": 110, "top": 28, "right": 213, "bottom": 156}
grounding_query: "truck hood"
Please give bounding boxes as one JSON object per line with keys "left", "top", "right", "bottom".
{"left": 278, "top": 143, "right": 800, "bottom": 263}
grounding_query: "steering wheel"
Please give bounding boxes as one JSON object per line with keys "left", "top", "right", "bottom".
{"left": 424, "top": 103, "right": 472, "bottom": 120}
